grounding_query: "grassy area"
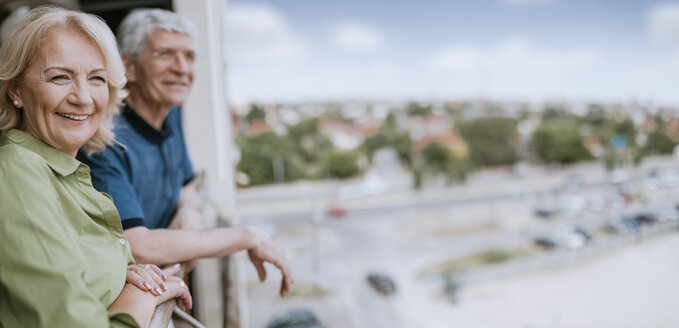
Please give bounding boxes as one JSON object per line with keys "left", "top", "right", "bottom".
{"left": 286, "top": 282, "right": 331, "bottom": 299}
{"left": 247, "top": 281, "right": 331, "bottom": 299}
{"left": 275, "top": 224, "right": 315, "bottom": 236}
{"left": 418, "top": 247, "right": 535, "bottom": 279}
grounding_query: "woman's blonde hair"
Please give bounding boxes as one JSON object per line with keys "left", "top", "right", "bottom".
{"left": 0, "top": 6, "right": 126, "bottom": 153}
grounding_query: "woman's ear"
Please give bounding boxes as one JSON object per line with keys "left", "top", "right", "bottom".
{"left": 7, "top": 80, "right": 22, "bottom": 108}
{"left": 122, "top": 55, "right": 137, "bottom": 83}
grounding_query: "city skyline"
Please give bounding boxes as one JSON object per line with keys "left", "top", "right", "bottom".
{"left": 224, "top": 0, "right": 679, "bottom": 106}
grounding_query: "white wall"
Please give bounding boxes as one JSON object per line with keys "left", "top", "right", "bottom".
{"left": 172, "top": 0, "right": 247, "bottom": 327}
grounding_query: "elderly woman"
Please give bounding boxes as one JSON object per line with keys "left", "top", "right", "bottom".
{"left": 0, "top": 7, "right": 191, "bottom": 328}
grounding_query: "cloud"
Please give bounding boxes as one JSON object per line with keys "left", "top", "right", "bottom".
{"left": 224, "top": 4, "right": 304, "bottom": 62}
{"left": 504, "top": 0, "right": 555, "bottom": 6}
{"left": 426, "top": 37, "right": 608, "bottom": 100}
{"left": 331, "top": 22, "right": 384, "bottom": 52}
{"left": 429, "top": 37, "right": 600, "bottom": 75}
{"left": 648, "top": 3, "right": 679, "bottom": 46}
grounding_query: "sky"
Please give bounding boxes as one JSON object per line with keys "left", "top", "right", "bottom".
{"left": 223, "top": 0, "right": 679, "bottom": 106}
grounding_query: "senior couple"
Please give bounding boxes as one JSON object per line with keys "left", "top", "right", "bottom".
{"left": 0, "top": 6, "right": 292, "bottom": 328}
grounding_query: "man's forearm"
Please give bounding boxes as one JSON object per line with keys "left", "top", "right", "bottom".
{"left": 124, "top": 226, "right": 256, "bottom": 265}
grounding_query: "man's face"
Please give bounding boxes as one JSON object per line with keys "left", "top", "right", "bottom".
{"left": 128, "top": 29, "right": 195, "bottom": 109}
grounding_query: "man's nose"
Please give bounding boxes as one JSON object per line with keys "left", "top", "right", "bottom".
{"left": 171, "top": 53, "right": 193, "bottom": 74}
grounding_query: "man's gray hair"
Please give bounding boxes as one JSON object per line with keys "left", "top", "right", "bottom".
{"left": 117, "top": 8, "right": 197, "bottom": 62}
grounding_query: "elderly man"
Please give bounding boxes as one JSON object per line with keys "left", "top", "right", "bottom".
{"left": 78, "top": 8, "right": 293, "bottom": 297}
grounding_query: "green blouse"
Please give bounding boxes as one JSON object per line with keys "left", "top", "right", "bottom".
{"left": 0, "top": 129, "right": 139, "bottom": 327}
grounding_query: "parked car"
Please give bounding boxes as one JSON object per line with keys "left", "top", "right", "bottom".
{"left": 653, "top": 206, "right": 679, "bottom": 223}
{"left": 534, "top": 226, "right": 592, "bottom": 250}
{"left": 604, "top": 216, "right": 641, "bottom": 234}
{"left": 534, "top": 236, "right": 557, "bottom": 249}
{"left": 634, "top": 212, "right": 658, "bottom": 226}
{"left": 534, "top": 208, "right": 556, "bottom": 219}
{"left": 267, "top": 309, "right": 324, "bottom": 328}
{"left": 367, "top": 273, "right": 396, "bottom": 296}
{"left": 326, "top": 204, "right": 347, "bottom": 218}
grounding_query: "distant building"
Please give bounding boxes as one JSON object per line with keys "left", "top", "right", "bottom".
{"left": 247, "top": 119, "right": 273, "bottom": 136}
{"left": 410, "top": 114, "right": 468, "bottom": 159}
{"left": 318, "top": 118, "right": 365, "bottom": 150}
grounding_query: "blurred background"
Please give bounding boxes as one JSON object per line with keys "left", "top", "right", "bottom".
{"left": 224, "top": 1, "right": 679, "bottom": 327}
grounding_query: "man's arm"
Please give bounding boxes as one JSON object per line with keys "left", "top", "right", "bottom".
{"left": 123, "top": 225, "right": 294, "bottom": 297}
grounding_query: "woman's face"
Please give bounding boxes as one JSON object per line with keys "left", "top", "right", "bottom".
{"left": 11, "top": 30, "right": 109, "bottom": 157}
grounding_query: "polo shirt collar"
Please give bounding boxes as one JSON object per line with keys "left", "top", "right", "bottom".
{"left": 2, "top": 129, "right": 80, "bottom": 176}
{"left": 122, "top": 102, "right": 173, "bottom": 145}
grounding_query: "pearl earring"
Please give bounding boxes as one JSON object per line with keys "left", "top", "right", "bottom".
{"left": 13, "top": 100, "right": 18, "bottom": 107}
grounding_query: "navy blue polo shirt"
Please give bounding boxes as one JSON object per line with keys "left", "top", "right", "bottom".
{"left": 78, "top": 103, "right": 194, "bottom": 230}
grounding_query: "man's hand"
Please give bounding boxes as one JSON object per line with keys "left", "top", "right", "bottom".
{"left": 245, "top": 226, "right": 294, "bottom": 297}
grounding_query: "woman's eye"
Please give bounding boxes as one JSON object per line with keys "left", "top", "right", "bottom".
{"left": 90, "top": 76, "right": 106, "bottom": 83}
{"left": 50, "top": 75, "right": 68, "bottom": 82}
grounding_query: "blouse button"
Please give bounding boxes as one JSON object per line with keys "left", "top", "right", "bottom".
{"left": 119, "top": 238, "right": 127, "bottom": 245}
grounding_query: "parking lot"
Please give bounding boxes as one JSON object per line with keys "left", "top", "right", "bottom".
{"left": 240, "top": 157, "right": 679, "bottom": 328}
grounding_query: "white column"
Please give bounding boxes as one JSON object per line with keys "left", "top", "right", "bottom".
{"left": 171, "top": 0, "right": 248, "bottom": 327}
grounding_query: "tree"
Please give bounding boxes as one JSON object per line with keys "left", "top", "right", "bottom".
{"left": 245, "top": 104, "right": 266, "bottom": 122}
{"left": 584, "top": 104, "right": 606, "bottom": 127}
{"left": 288, "top": 117, "right": 319, "bottom": 142}
{"left": 327, "top": 149, "right": 360, "bottom": 179}
{"left": 458, "top": 117, "right": 518, "bottom": 166}
{"left": 405, "top": 102, "right": 432, "bottom": 117}
{"left": 598, "top": 117, "right": 637, "bottom": 148}
{"left": 645, "top": 130, "right": 676, "bottom": 155}
{"left": 418, "top": 141, "right": 469, "bottom": 185}
{"left": 287, "top": 117, "right": 334, "bottom": 166}
{"left": 362, "top": 115, "right": 412, "bottom": 165}
{"left": 532, "top": 121, "right": 592, "bottom": 164}
{"left": 236, "top": 131, "right": 300, "bottom": 185}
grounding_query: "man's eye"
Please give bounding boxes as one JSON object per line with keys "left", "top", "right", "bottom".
{"left": 155, "top": 50, "right": 173, "bottom": 58}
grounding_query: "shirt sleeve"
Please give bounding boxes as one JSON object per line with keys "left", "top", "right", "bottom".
{"left": 78, "top": 147, "right": 146, "bottom": 229}
{"left": 0, "top": 153, "right": 141, "bottom": 328}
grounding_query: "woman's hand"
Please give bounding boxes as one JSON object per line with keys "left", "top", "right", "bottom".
{"left": 109, "top": 272, "right": 191, "bottom": 327}
{"left": 125, "top": 263, "right": 181, "bottom": 296}
{"left": 154, "top": 276, "right": 193, "bottom": 311}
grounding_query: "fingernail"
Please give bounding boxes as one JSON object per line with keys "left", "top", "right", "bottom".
{"left": 162, "top": 273, "right": 167, "bottom": 280}
{"left": 161, "top": 282, "right": 167, "bottom": 291}
{"left": 155, "top": 287, "right": 163, "bottom": 294}
{"left": 143, "top": 281, "right": 151, "bottom": 289}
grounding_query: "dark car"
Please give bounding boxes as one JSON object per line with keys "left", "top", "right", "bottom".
{"left": 604, "top": 216, "right": 641, "bottom": 234}
{"left": 367, "top": 273, "right": 396, "bottom": 296}
{"left": 634, "top": 212, "right": 658, "bottom": 225}
{"left": 267, "top": 309, "right": 324, "bottom": 328}
{"left": 572, "top": 227, "right": 592, "bottom": 241}
{"left": 534, "top": 208, "right": 556, "bottom": 219}
{"left": 534, "top": 237, "right": 557, "bottom": 249}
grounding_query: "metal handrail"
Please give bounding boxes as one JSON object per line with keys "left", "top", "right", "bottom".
{"left": 148, "top": 264, "right": 206, "bottom": 328}
{"left": 149, "top": 299, "right": 175, "bottom": 328}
